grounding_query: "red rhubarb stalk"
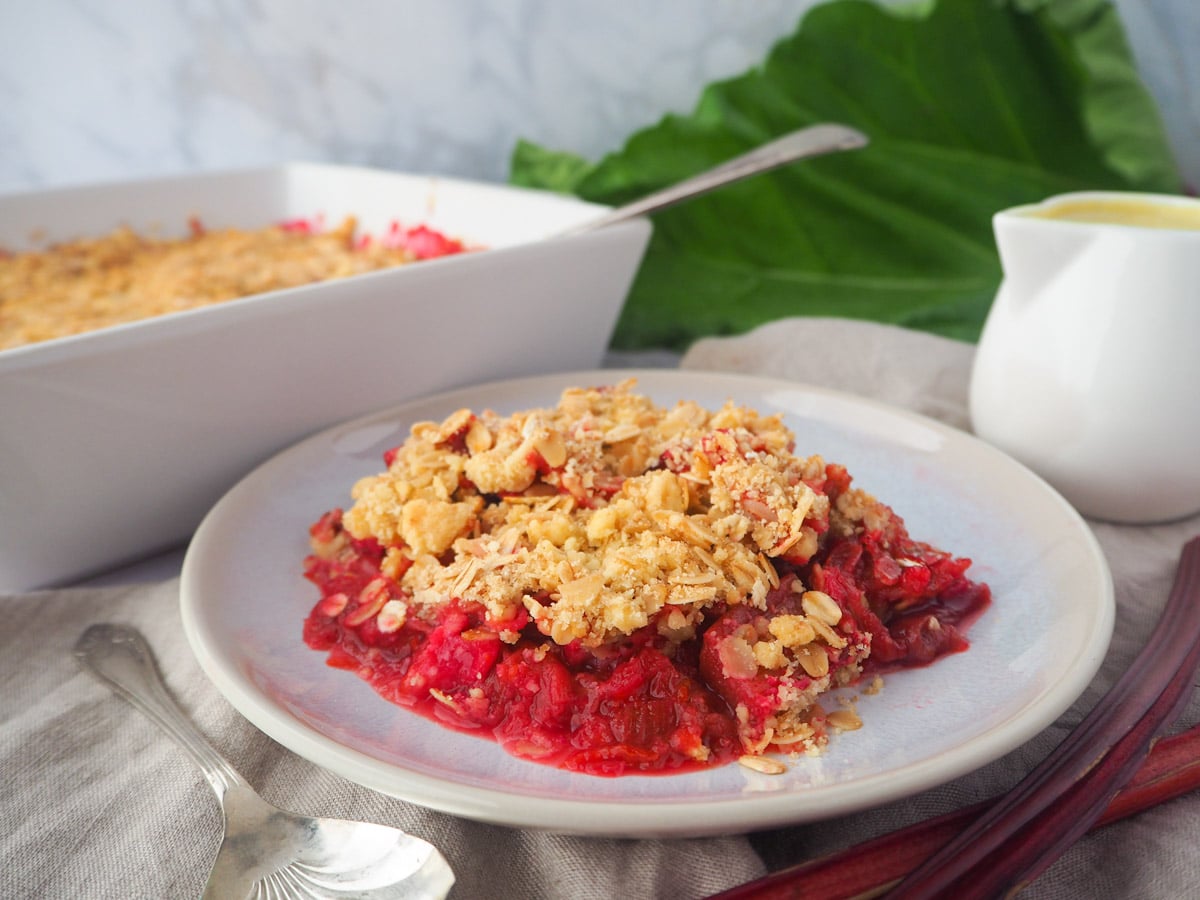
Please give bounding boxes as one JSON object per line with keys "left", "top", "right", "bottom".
{"left": 710, "top": 537, "right": 1200, "bottom": 900}
{"left": 1098, "top": 725, "right": 1200, "bottom": 824}
{"left": 886, "top": 536, "right": 1200, "bottom": 897}
{"left": 709, "top": 725, "right": 1200, "bottom": 900}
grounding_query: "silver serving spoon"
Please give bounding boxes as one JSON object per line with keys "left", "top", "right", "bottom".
{"left": 74, "top": 623, "right": 454, "bottom": 900}
{"left": 560, "top": 122, "right": 867, "bottom": 235}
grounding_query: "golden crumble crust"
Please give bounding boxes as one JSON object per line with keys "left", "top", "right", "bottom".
{"left": 342, "top": 379, "right": 840, "bottom": 649}
{"left": 0, "top": 217, "right": 449, "bottom": 350}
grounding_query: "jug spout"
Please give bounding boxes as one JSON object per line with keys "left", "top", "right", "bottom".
{"left": 992, "top": 190, "right": 1200, "bottom": 309}
{"left": 991, "top": 209, "right": 1091, "bottom": 308}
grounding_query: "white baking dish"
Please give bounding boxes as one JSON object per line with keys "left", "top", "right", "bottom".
{"left": 0, "top": 164, "right": 651, "bottom": 591}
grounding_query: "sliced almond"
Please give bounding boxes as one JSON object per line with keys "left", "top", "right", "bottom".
{"left": 738, "top": 755, "right": 786, "bottom": 775}
{"left": 603, "top": 423, "right": 642, "bottom": 443}
{"left": 794, "top": 644, "right": 829, "bottom": 678}
{"left": 801, "top": 590, "right": 843, "bottom": 626}
{"left": 827, "top": 708, "right": 863, "bottom": 732}
{"left": 533, "top": 431, "right": 567, "bottom": 468}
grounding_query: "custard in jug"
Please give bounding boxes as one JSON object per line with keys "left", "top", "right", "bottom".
{"left": 969, "top": 191, "right": 1200, "bottom": 523}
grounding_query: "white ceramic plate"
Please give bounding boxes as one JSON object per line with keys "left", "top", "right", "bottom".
{"left": 180, "top": 369, "right": 1113, "bottom": 838}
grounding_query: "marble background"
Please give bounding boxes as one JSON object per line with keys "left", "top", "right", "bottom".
{"left": 1, "top": 0, "right": 1197, "bottom": 194}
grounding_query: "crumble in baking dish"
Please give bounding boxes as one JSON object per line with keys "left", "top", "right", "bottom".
{"left": 0, "top": 215, "right": 466, "bottom": 350}
{"left": 302, "top": 380, "right": 990, "bottom": 776}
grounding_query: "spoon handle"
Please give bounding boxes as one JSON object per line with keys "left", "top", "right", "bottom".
{"left": 562, "top": 122, "right": 868, "bottom": 235}
{"left": 74, "top": 623, "right": 249, "bottom": 798}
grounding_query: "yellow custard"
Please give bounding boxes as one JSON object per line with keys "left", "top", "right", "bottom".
{"left": 1032, "top": 197, "right": 1200, "bottom": 230}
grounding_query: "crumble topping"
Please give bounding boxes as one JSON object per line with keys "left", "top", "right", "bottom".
{"left": 0, "top": 216, "right": 466, "bottom": 350}
{"left": 343, "top": 379, "right": 836, "bottom": 651}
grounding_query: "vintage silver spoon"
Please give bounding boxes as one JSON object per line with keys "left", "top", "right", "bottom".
{"left": 74, "top": 623, "right": 454, "bottom": 899}
{"left": 560, "top": 121, "right": 867, "bottom": 235}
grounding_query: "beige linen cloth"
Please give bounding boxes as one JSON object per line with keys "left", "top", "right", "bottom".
{"left": 3, "top": 318, "right": 1198, "bottom": 899}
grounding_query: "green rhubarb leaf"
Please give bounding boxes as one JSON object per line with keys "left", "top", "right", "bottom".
{"left": 509, "top": 0, "right": 1180, "bottom": 350}
{"left": 510, "top": 140, "right": 594, "bottom": 195}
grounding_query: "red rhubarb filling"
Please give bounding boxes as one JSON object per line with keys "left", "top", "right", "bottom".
{"left": 301, "top": 382, "right": 990, "bottom": 776}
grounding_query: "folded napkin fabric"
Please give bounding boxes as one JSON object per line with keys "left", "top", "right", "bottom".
{"left": 0, "top": 582, "right": 765, "bottom": 900}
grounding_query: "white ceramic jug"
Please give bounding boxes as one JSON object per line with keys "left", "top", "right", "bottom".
{"left": 969, "top": 191, "right": 1200, "bottom": 524}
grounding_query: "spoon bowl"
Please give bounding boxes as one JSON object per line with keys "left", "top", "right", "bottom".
{"left": 74, "top": 623, "right": 455, "bottom": 899}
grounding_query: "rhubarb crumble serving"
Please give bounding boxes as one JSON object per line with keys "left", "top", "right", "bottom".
{"left": 0, "top": 215, "right": 467, "bottom": 350}
{"left": 302, "top": 380, "right": 990, "bottom": 776}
